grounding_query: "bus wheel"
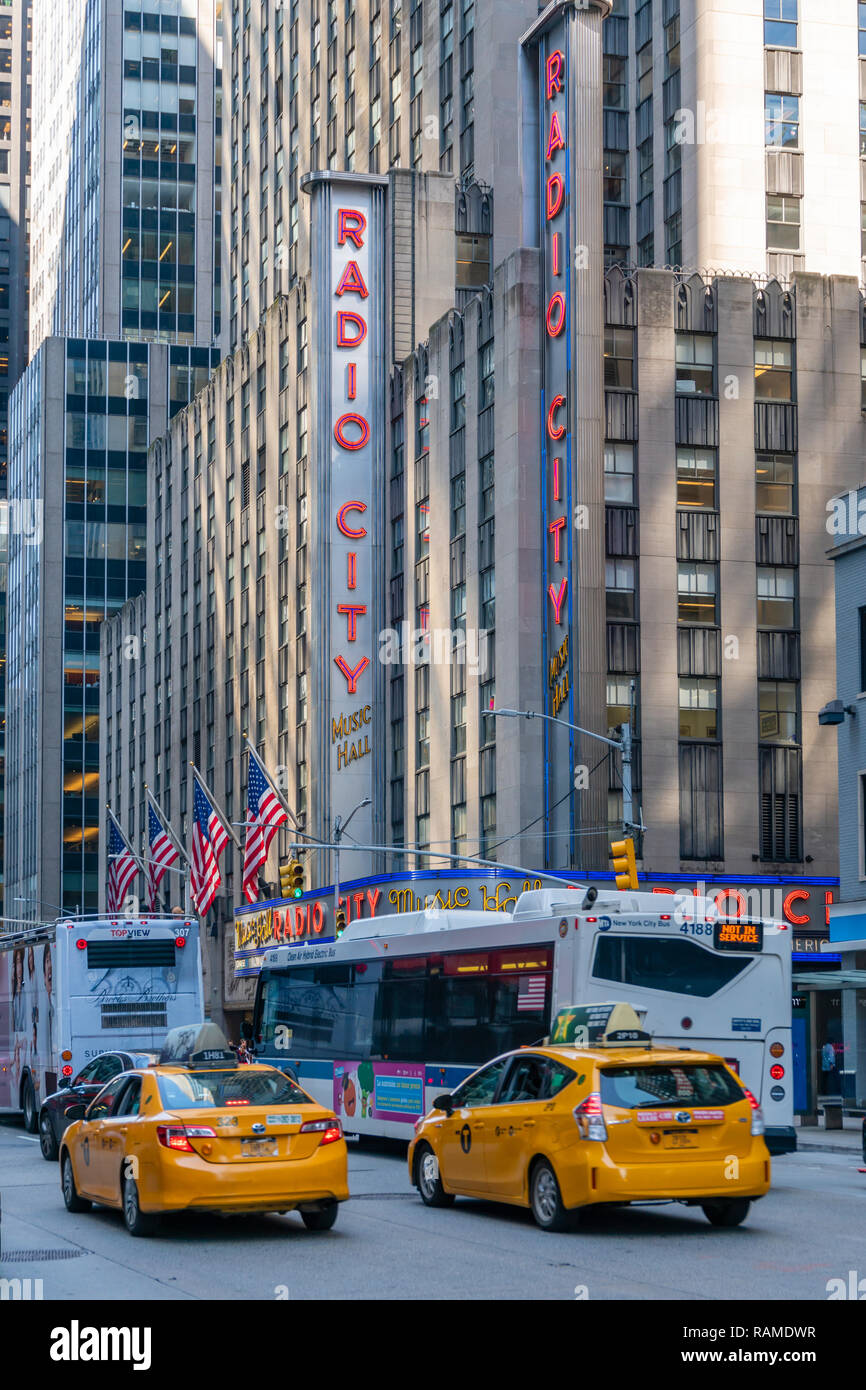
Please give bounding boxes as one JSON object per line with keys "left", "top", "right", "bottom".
{"left": 61, "top": 1154, "right": 91, "bottom": 1213}
{"left": 21, "top": 1076, "right": 38, "bottom": 1133}
{"left": 415, "top": 1144, "right": 454, "bottom": 1208}
{"left": 529, "top": 1158, "right": 573, "bottom": 1232}
{"left": 39, "top": 1110, "right": 59, "bottom": 1161}
{"left": 702, "top": 1199, "right": 751, "bottom": 1228}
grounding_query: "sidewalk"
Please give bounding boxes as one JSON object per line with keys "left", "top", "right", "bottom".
{"left": 794, "top": 1117, "right": 863, "bottom": 1156}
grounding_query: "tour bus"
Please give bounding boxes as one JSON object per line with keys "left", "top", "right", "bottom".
{"left": 250, "top": 885, "right": 796, "bottom": 1155}
{"left": 0, "top": 914, "right": 204, "bottom": 1131}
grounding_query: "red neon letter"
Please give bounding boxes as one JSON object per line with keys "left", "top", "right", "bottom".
{"left": 336, "top": 310, "right": 367, "bottom": 348}
{"left": 783, "top": 889, "right": 810, "bottom": 926}
{"left": 825, "top": 889, "right": 833, "bottom": 927}
{"left": 547, "top": 394, "right": 566, "bottom": 440}
{"left": 337, "top": 603, "right": 367, "bottom": 641}
{"left": 338, "top": 208, "right": 367, "bottom": 248}
{"left": 546, "top": 110, "right": 565, "bottom": 160}
{"left": 334, "top": 654, "right": 370, "bottom": 694}
{"left": 546, "top": 49, "right": 564, "bottom": 99}
{"left": 548, "top": 578, "right": 568, "bottom": 624}
{"left": 546, "top": 173, "right": 564, "bottom": 220}
{"left": 553, "top": 457, "right": 560, "bottom": 500}
{"left": 335, "top": 260, "right": 369, "bottom": 298}
{"left": 336, "top": 500, "right": 368, "bottom": 538}
{"left": 546, "top": 291, "right": 566, "bottom": 337}
{"left": 334, "top": 413, "right": 370, "bottom": 451}
{"left": 347, "top": 363, "right": 357, "bottom": 400}
{"left": 347, "top": 552, "right": 357, "bottom": 589}
{"left": 549, "top": 515, "right": 566, "bottom": 563}
{"left": 715, "top": 889, "right": 747, "bottom": 918}
{"left": 552, "top": 233, "right": 560, "bottom": 277}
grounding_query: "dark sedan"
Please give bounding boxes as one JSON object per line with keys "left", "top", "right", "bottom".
{"left": 38, "top": 1050, "right": 159, "bottom": 1160}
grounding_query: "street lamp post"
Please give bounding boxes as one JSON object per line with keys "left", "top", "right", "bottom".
{"left": 492, "top": 690, "right": 643, "bottom": 837}
{"left": 332, "top": 798, "right": 372, "bottom": 929}
{"left": 14, "top": 895, "right": 69, "bottom": 921}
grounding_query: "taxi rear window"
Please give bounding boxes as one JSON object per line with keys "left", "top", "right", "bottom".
{"left": 599, "top": 1064, "right": 744, "bottom": 1110}
{"left": 157, "top": 1070, "right": 312, "bottom": 1111}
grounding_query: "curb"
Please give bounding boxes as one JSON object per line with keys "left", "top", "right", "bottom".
{"left": 793, "top": 1140, "right": 863, "bottom": 1156}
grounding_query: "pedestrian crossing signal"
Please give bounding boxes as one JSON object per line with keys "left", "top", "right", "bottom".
{"left": 609, "top": 837, "right": 638, "bottom": 891}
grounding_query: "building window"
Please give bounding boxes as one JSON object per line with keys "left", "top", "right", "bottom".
{"left": 766, "top": 194, "right": 800, "bottom": 250}
{"left": 677, "top": 562, "right": 717, "bottom": 625}
{"left": 757, "top": 565, "right": 796, "bottom": 628}
{"left": 456, "top": 233, "right": 490, "bottom": 289}
{"left": 637, "top": 41, "right": 652, "bottom": 102}
{"left": 675, "top": 333, "right": 715, "bottom": 395}
{"left": 860, "top": 1, "right": 866, "bottom": 55}
{"left": 676, "top": 447, "right": 716, "bottom": 508}
{"left": 756, "top": 453, "right": 795, "bottom": 512}
{"left": 604, "top": 327, "right": 634, "bottom": 390}
{"left": 755, "top": 339, "right": 793, "bottom": 401}
{"left": 606, "top": 558, "right": 636, "bottom": 621}
{"left": 679, "top": 678, "right": 719, "bottom": 740}
{"left": 604, "top": 442, "right": 635, "bottom": 504}
{"left": 759, "top": 680, "right": 798, "bottom": 743}
{"left": 603, "top": 151, "right": 628, "bottom": 205}
{"left": 763, "top": 0, "right": 797, "bottom": 48}
{"left": 861, "top": 203, "right": 866, "bottom": 258}
{"left": 479, "top": 339, "right": 494, "bottom": 409}
{"left": 759, "top": 746, "right": 802, "bottom": 862}
{"left": 679, "top": 744, "right": 723, "bottom": 861}
{"left": 765, "top": 92, "right": 799, "bottom": 149}
{"left": 603, "top": 55, "right": 627, "bottom": 109}
{"left": 607, "top": 677, "right": 636, "bottom": 737}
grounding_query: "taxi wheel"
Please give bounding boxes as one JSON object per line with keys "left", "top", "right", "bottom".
{"left": 122, "top": 1176, "right": 159, "bottom": 1237}
{"left": 415, "top": 1144, "right": 455, "bottom": 1208}
{"left": 61, "top": 1154, "right": 91, "bottom": 1214}
{"left": 300, "top": 1201, "right": 339, "bottom": 1231}
{"left": 39, "top": 1110, "right": 59, "bottom": 1161}
{"left": 701, "top": 1199, "right": 751, "bottom": 1228}
{"left": 529, "top": 1159, "right": 573, "bottom": 1233}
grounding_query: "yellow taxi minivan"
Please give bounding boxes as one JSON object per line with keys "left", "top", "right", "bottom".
{"left": 59, "top": 1024, "right": 349, "bottom": 1236}
{"left": 408, "top": 1003, "right": 771, "bottom": 1232}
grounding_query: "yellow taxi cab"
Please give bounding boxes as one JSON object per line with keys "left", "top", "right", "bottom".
{"left": 408, "top": 1003, "right": 771, "bottom": 1233}
{"left": 58, "top": 1024, "right": 349, "bottom": 1236}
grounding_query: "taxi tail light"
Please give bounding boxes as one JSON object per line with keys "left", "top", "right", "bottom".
{"left": 742, "top": 1088, "right": 765, "bottom": 1137}
{"left": 156, "top": 1124, "right": 216, "bottom": 1153}
{"left": 299, "top": 1117, "right": 343, "bottom": 1146}
{"left": 573, "top": 1093, "right": 608, "bottom": 1142}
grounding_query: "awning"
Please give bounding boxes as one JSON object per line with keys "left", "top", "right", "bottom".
{"left": 792, "top": 970, "right": 866, "bottom": 990}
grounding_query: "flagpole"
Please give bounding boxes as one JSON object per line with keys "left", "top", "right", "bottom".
{"left": 243, "top": 735, "right": 300, "bottom": 829}
{"left": 106, "top": 805, "right": 148, "bottom": 874}
{"left": 190, "top": 763, "right": 242, "bottom": 849}
{"left": 144, "top": 785, "right": 194, "bottom": 915}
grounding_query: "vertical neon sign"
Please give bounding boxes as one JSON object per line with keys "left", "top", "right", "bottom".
{"left": 539, "top": 21, "right": 574, "bottom": 867}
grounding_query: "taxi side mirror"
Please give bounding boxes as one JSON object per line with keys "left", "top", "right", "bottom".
{"left": 58, "top": 1076, "right": 72, "bottom": 1090}
{"left": 433, "top": 1093, "right": 454, "bottom": 1116}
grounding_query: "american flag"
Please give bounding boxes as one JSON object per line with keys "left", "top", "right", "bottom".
{"left": 517, "top": 975, "right": 547, "bottom": 1013}
{"left": 146, "top": 803, "right": 179, "bottom": 911}
{"left": 107, "top": 818, "right": 138, "bottom": 913}
{"left": 191, "top": 779, "right": 230, "bottom": 916}
{"left": 242, "top": 749, "right": 288, "bottom": 904}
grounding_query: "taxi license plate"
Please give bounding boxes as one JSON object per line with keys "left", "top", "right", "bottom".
{"left": 663, "top": 1131, "right": 698, "bottom": 1149}
{"left": 240, "top": 1137, "right": 279, "bottom": 1157}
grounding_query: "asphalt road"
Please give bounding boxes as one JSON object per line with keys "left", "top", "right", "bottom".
{"left": 2, "top": 1118, "right": 865, "bottom": 1301}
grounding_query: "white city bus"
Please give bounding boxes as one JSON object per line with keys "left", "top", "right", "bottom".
{"left": 0, "top": 915, "right": 204, "bottom": 1130}
{"left": 251, "top": 886, "right": 796, "bottom": 1155}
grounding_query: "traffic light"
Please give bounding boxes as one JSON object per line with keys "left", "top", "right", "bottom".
{"left": 278, "top": 860, "right": 304, "bottom": 900}
{"left": 290, "top": 859, "right": 304, "bottom": 898}
{"left": 335, "top": 908, "right": 347, "bottom": 937}
{"left": 609, "top": 837, "right": 638, "bottom": 891}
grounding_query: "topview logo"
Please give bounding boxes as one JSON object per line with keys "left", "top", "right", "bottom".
{"left": 49, "top": 1321, "right": 152, "bottom": 1371}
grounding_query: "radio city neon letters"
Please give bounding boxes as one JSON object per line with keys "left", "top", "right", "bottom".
{"left": 333, "top": 205, "right": 373, "bottom": 701}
